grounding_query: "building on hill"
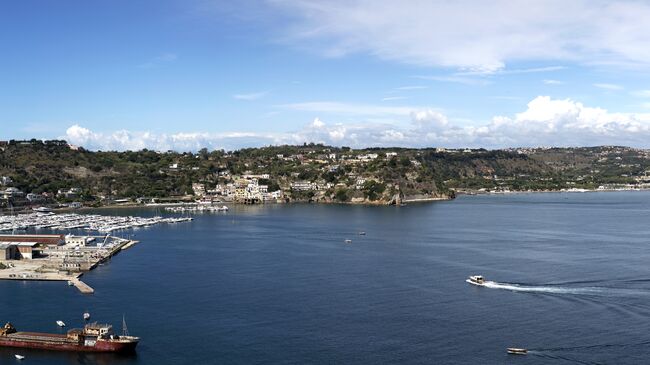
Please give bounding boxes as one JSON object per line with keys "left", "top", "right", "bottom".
{"left": 192, "top": 183, "right": 206, "bottom": 197}
{"left": 57, "top": 187, "right": 81, "bottom": 199}
{"left": 1, "top": 187, "right": 24, "bottom": 199}
{"left": 26, "top": 193, "right": 46, "bottom": 203}
{"left": 291, "top": 181, "right": 315, "bottom": 191}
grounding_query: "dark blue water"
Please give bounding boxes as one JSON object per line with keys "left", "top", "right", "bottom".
{"left": 3, "top": 192, "right": 650, "bottom": 364}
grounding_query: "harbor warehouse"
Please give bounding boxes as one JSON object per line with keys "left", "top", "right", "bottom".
{"left": 16, "top": 242, "right": 38, "bottom": 260}
{"left": 0, "top": 243, "right": 17, "bottom": 260}
{"left": 0, "top": 234, "right": 64, "bottom": 247}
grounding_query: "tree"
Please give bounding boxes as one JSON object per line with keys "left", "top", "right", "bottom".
{"left": 335, "top": 189, "right": 349, "bottom": 202}
{"left": 362, "top": 180, "right": 386, "bottom": 201}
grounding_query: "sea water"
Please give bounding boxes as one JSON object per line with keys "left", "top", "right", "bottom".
{"left": 2, "top": 191, "right": 650, "bottom": 364}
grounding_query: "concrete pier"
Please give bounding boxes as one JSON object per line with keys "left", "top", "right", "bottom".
{"left": 70, "top": 278, "right": 94, "bottom": 294}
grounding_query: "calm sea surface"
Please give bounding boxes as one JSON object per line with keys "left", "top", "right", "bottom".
{"left": 2, "top": 192, "right": 650, "bottom": 364}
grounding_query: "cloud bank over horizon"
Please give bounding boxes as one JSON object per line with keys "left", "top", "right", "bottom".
{"left": 63, "top": 96, "right": 650, "bottom": 152}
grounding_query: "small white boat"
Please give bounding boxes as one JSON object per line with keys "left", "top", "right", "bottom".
{"left": 56, "top": 320, "right": 66, "bottom": 327}
{"left": 507, "top": 348, "right": 528, "bottom": 355}
{"left": 15, "top": 355, "right": 25, "bottom": 360}
{"left": 83, "top": 312, "right": 91, "bottom": 320}
{"left": 344, "top": 239, "right": 352, "bottom": 243}
{"left": 466, "top": 275, "right": 485, "bottom": 286}
{"left": 359, "top": 231, "right": 366, "bottom": 236}
{"left": 67, "top": 281, "right": 73, "bottom": 286}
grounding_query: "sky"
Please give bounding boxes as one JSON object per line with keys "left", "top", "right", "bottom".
{"left": 4, "top": 0, "right": 650, "bottom": 151}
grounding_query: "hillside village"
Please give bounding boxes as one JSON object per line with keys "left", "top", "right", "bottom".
{"left": 2, "top": 140, "right": 650, "bottom": 212}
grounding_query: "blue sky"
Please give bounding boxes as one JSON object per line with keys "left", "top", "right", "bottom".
{"left": 4, "top": 0, "right": 650, "bottom": 150}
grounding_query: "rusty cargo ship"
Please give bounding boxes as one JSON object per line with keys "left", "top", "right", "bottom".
{"left": 0, "top": 321, "right": 139, "bottom": 353}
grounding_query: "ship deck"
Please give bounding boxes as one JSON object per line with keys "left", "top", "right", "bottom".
{"left": 7, "top": 331, "right": 74, "bottom": 343}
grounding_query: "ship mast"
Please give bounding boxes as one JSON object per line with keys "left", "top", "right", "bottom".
{"left": 122, "top": 315, "right": 129, "bottom": 336}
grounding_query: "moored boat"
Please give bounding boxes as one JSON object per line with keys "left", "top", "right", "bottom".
{"left": 56, "top": 321, "right": 66, "bottom": 327}
{"left": 466, "top": 275, "right": 485, "bottom": 286}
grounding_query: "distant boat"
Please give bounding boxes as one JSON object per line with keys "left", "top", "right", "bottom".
{"left": 67, "top": 281, "right": 73, "bottom": 286}
{"left": 507, "top": 348, "right": 527, "bottom": 355}
{"left": 15, "top": 355, "right": 25, "bottom": 360}
{"left": 344, "top": 239, "right": 352, "bottom": 243}
{"left": 358, "top": 232, "right": 366, "bottom": 236}
{"left": 32, "top": 206, "right": 53, "bottom": 213}
{"left": 466, "top": 275, "right": 485, "bottom": 286}
{"left": 83, "top": 312, "right": 91, "bottom": 321}
{"left": 56, "top": 320, "right": 66, "bottom": 327}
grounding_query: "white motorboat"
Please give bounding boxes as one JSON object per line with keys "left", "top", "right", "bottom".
{"left": 56, "top": 320, "right": 66, "bottom": 327}
{"left": 344, "top": 239, "right": 352, "bottom": 243}
{"left": 507, "top": 348, "right": 528, "bottom": 355}
{"left": 15, "top": 355, "right": 25, "bottom": 360}
{"left": 466, "top": 275, "right": 485, "bottom": 286}
{"left": 83, "top": 312, "right": 91, "bottom": 320}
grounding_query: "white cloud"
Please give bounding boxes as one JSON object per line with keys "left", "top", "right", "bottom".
{"left": 63, "top": 124, "right": 284, "bottom": 151}
{"left": 269, "top": 0, "right": 650, "bottom": 71}
{"left": 543, "top": 79, "right": 564, "bottom": 85}
{"left": 311, "top": 117, "right": 325, "bottom": 128}
{"left": 456, "top": 65, "right": 566, "bottom": 76}
{"left": 233, "top": 91, "right": 269, "bottom": 100}
{"left": 381, "top": 96, "right": 407, "bottom": 101}
{"left": 414, "top": 75, "right": 490, "bottom": 85}
{"left": 394, "top": 86, "right": 428, "bottom": 91}
{"left": 594, "top": 83, "right": 624, "bottom": 90}
{"left": 278, "top": 101, "right": 420, "bottom": 116}
{"left": 64, "top": 96, "right": 650, "bottom": 151}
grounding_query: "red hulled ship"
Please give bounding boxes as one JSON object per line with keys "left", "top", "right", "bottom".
{"left": 0, "top": 319, "right": 139, "bottom": 353}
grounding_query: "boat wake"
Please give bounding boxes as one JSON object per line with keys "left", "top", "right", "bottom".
{"left": 530, "top": 352, "right": 606, "bottom": 365}
{"left": 526, "top": 340, "right": 650, "bottom": 365}
{"left": 468, "top": 280, "right": 604, "bottom": 295}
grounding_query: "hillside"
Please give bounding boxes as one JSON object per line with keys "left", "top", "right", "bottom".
{"left": 1, "top": 140, "right": 650, "bottom": 209}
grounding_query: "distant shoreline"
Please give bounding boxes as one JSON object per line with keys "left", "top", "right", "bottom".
{"left": 457, "top": 187, "right": 650, "bottom": 196}
{"left": 16, "top": 188, "right": 650, "bottom": 214}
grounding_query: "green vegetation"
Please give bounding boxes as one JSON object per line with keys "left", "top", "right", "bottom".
{"left": 1, "top": 141, "right": 650, "bottom": 208}
{"left": 362, "top": 180, "right": 386, "bottom": 201}
{"left": 335, "top": 188, "right": 349, "bottom": 202}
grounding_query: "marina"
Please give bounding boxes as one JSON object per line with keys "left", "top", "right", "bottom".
{"left": 0, "top": 212, "right": 192, "bottom": 233}
{"left": 0, "top": 210, "right": 196, "bottom": 294}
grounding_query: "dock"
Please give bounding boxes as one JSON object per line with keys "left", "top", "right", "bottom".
{"left": 0, "top": 236, "right": 141, "bottom": 294}
{"left": 70, "top": 278, "right": 94, "bottom": 294}
{"left": 0, "top": 271, "right": 93, "bottom": 294}
{"left": 120, "top": 240, "right": 139, "bottom": 251}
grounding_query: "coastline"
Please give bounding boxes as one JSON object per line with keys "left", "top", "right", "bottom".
{"left": 456, "top": 187, "right": 650, "bottom": 196}
{"left": 18, "top": 187, "right": 650, "bottom": 214}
